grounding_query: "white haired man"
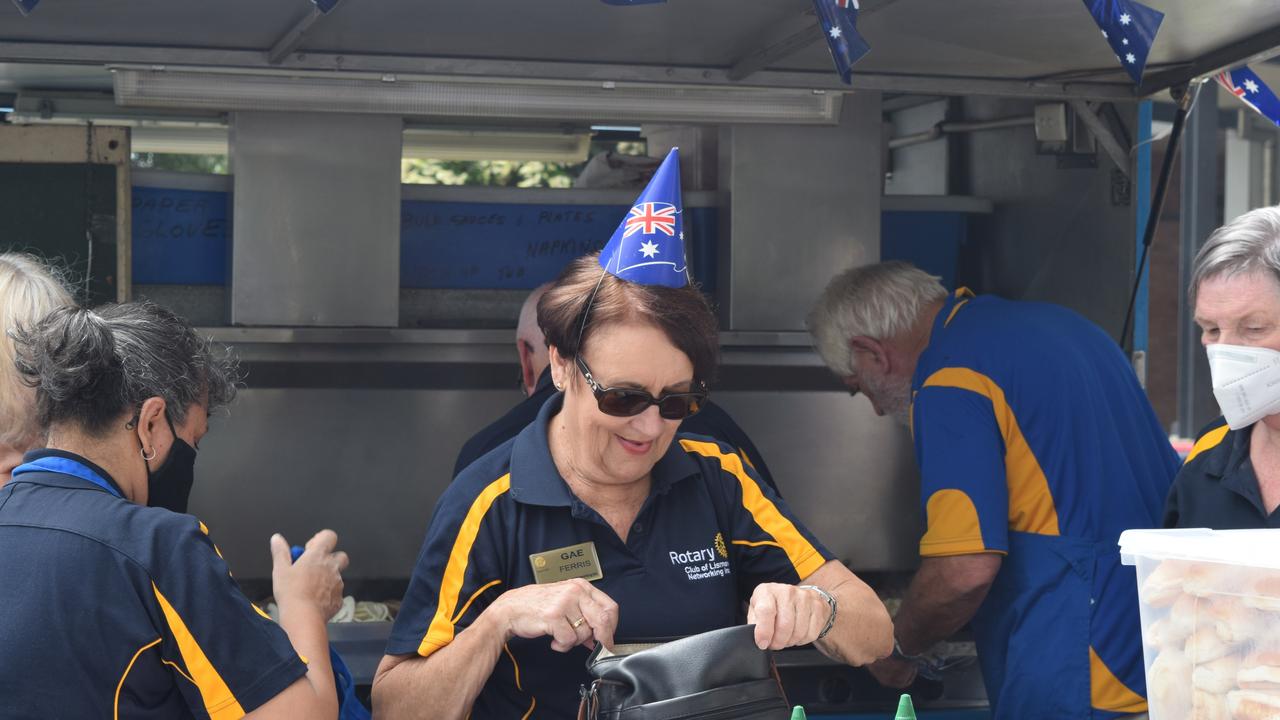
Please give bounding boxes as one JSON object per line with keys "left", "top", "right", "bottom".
{"left": 808, "top": 262, "right": 1178, "bottom": 719}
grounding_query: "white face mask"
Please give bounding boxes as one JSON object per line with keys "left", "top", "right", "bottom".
{"left": 1206, "top": 343, "right": 1280, "bottom": 430}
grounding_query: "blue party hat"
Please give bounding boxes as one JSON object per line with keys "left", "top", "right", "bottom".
{"left": 599, "top": 148, "right": 689, "bottom": 288}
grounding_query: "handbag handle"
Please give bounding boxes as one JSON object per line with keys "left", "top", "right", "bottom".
{"left": 769, "top": 654, "right": 789, "bottom": 708}
{"left": 577, "top": 682, "right": 596, "bottom": 720}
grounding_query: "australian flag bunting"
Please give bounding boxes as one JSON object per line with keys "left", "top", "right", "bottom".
{"left": 1217, "top": 66, "right": 1280, "bottom": 128}
{"left": 599, "top": 148, "right": 689, "bottom": 288}
{"left": 11, "top": 0, "right": 40, "bottom": 15}
{"left": 812, "top": 0, "right": 870, "bottom": 85}
{"left": 1082, "top": 0, "right": 1163, "bottom": 84}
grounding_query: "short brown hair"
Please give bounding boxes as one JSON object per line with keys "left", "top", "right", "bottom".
{"left": 538, "top": 253, "right": 720, "bottom": 383}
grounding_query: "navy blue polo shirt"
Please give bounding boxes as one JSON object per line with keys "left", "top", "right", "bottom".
{"left": 0, "top": 450, "right": 306, "bottom": 719}
{"left": 1164, "top": 418, "right": 1280, "bottom": 528}
{"left": 389, "top": 394, "right": 831, "bottom": 719}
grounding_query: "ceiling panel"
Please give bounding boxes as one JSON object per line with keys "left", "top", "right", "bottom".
{"left": 782, "top": 0, "right": 1280, "bottom": 79}
{"left": 0, "top": 0, "right": 1277, "bottom": 92}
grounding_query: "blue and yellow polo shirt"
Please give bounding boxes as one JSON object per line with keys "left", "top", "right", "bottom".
{"left": 387, "top": 393, "right": 832, "bottom": 719}
{"left": 911, "top": 290, "right": 1178, "bottom": 719}
{"left": 0, "top": 450, "right": 306, "bottom": 719}
{"left": 1165, "top": 418, "right": 1280, "bottom": 528}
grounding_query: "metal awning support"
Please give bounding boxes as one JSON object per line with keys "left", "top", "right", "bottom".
{"left": 1120, "top": 83, "right": 1193, "bottom": 352}
{"left": 1139, "top": 23, "right": 1280, "bottom": 96}
{"left": 727, "top": 20, "right": 822, "bottom": 83}
{"left": 727, "top": 0, "right": 900, "bottom": 83}
{"left": 0, "top": 41, "right": 1141, "bottom": 100}
{"left": 267, "top": 1, "right": 341, "bottom": 65}
{"left": 1069, "top": 99, "right": 1132, "bottom": 178}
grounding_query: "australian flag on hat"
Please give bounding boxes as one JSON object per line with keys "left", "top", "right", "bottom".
{"left": 1082, "top": 0, "right": 1164, "bottom": 85}
{"left": 812, "top": 0, "right": 870, "bottom": 85}
{"left": 599, "top": 148, "right": 689, "bottom": 288}
{"left": 1217, "top": 66, "right": 1280, "bottom": 128}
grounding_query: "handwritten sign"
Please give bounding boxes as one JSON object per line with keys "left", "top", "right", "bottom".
{"left": 132, "top": 186, "right": 229, "bottom": 285}
{"left": 401, "top": 201, "right": 632, "bottom": 289}
{"left": 401, "top": 200, "right": 717, "bottom": 290}
{"left": 131, "top": 188, "right": 717, "bottom": 291}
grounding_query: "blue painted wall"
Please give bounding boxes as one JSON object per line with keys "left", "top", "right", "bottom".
{"left": 132, "top": 186, "right": 717, "bottom": 292}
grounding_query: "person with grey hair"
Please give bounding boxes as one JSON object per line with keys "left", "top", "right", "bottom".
{"left": 0, "top": 252, "right": 74, "bottom": 485}
{"left": 808, "top": 261, "right": 1178, "bottom": 719}
{"left": 1165, "top": 205, "right": 1280, "bottom": 529}
{"left": 0, "top": 301, "right": 350, "bottom": 719}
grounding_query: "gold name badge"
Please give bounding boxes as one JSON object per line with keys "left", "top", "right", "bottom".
{"left": 529, "top": 541, "right": 604, "bottom": 584}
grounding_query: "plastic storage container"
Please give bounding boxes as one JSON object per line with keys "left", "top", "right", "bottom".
{"left": 1120, "top": 528, "right": 1280, "bottom": 720}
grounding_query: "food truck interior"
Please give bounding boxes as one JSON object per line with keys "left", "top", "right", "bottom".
{"left": 3, "top": 0, "right": 1280, "bottom": 716}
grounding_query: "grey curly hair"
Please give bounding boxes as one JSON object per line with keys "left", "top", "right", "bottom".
{"left": 12, "top": 301, "right": 239, "bottom": 436}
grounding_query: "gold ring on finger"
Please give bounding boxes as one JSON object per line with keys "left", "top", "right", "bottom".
{"left": 571, "top": 616, "right": 586, "bottom": 629}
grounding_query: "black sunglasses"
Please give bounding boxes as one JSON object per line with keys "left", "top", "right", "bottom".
{"left": 574, "top": 355, "right": 707, "bottom": 420}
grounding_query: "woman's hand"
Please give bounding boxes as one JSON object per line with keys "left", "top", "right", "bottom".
{"left": 746, "top": 583, "right": 831, "bottom": 651}
{"left": 270, "top": 530, "right": 349, "bottom": 621}
{"left": 486, "top": 578, "right": 618, "bottom": 653}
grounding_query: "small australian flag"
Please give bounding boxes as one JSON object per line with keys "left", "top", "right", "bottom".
{"left": 1217, "top": 66, "right": 1280, "bottom": 128}
{"left": 1083, "top": 0, "right": 1164, "bottom": 85}
{"left": 813, "top": 0, "right": 870, "bottom": 85}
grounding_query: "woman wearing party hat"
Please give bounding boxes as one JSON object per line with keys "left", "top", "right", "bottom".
{"left": 374, "top": 150, "right": 893, "bottom": 720}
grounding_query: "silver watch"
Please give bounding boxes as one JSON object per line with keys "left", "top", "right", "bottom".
{"left": 798, "top": 584, "right": 837, "bottom": 640}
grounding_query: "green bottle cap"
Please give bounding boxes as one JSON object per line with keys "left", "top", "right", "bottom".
{"left": 789, "top": 706, "right": 807, "bottom": 720}
{"left": 895, "top": 694, "right": 917, "bottom": 720}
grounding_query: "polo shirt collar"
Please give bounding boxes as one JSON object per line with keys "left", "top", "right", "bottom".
{"left": 508, "top": 392, "right": 701, "bottom": 507}
{"left": 914, "top": 287, "right": 976, "bottom": 390}
{"left": 1202, "top": 425, "right": 1248, "bottom": 480}
{"left": 1204, "top": 425, "right": 1268, "bottom": 512}
{"left": 12, "top": 448, "right": 127, "bottom": 498}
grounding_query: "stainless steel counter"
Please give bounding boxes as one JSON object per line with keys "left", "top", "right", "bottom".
{"left": 187, "top": 327, "right": 922, "bottom": 585}
{"left": 200, "top": 326, "right": 830, "bottom": 366}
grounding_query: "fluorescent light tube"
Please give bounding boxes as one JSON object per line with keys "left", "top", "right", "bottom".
{"left": 114, "top": 68, "right": 843, "bottom": 125}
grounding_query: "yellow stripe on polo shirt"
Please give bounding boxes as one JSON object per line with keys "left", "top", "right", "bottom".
{"left": 680, "top": 439, "right": 826, "bottom": 579}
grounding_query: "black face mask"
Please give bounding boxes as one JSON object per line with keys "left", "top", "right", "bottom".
{"left": 145, "top": 415, "right": 198, "bottom": 514}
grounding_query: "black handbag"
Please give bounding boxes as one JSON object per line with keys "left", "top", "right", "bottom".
{"left": 577, "top": 625, "right": 791, "bottom": 720}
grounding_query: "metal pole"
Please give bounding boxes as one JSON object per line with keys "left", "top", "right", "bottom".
{"left": 1120, "top": 84, "right": 1193, "bottom": 351}
{"left": 1176, "top": 80, "right": 1221, "bottom": 436}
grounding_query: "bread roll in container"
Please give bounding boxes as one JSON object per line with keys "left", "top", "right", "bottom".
{"left": 1121, "top": 528, "right": 1280, "bottom": 720}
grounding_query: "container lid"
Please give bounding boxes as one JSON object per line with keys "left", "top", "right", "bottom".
{"left": 1119, "top": 528, "right": 1280, "bottom": 569}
